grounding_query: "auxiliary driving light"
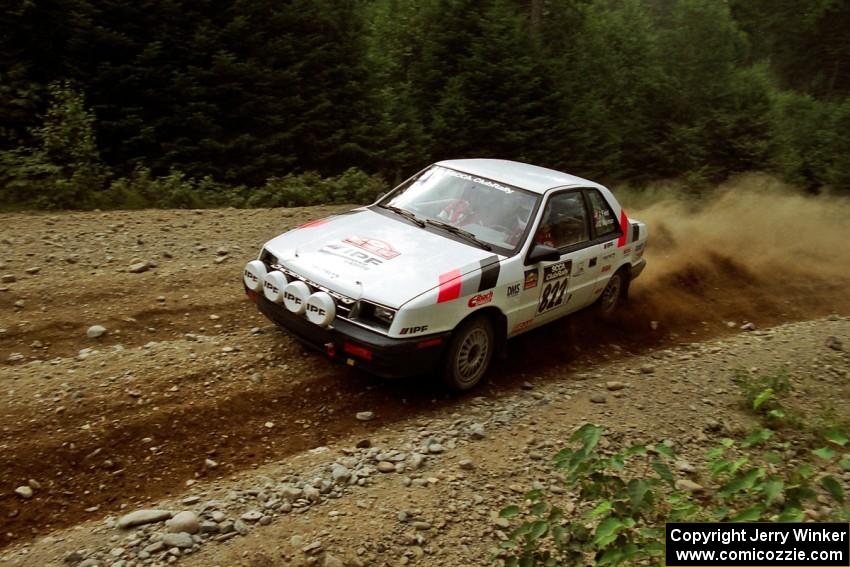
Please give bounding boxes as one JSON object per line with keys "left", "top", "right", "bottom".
{"left": 243, "top": 260, "right": 267, "bottom": 292}
{"left": 262, "top": 271, "right": 287, "bottom": 303}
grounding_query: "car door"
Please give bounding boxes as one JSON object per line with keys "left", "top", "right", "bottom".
{"left": 582, "top": 187, "right": 626, "bottom": 305}
{"left": 510, "top": 189, "right": 596, "bottom": 332}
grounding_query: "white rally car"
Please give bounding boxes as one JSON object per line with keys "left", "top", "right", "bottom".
{"left": 243, "top": 159, "right": 646, "bottom": 390}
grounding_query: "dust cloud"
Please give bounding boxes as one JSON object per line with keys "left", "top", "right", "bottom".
{"left": 615, "top": 173, "right": 850, "bottom": 327}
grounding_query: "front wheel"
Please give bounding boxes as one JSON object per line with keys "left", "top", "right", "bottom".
{"left": 442, "top": 316, "right": 494, "bottom": 391}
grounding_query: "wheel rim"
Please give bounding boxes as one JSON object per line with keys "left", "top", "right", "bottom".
{"left": 600, "top": 274, "right": 621, "bottom": 312}
{"left": 455, "top": 327, "right": 490, "bottom": 386}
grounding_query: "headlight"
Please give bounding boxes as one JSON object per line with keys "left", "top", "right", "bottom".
{"left": 373, "top": 306, "right": 395, "bottom": 324}
{"left": 260, "top": 248, "right": 278, "bottom": 268}
{"left": 355, "top": 302, "right": 396, "bottom": 328}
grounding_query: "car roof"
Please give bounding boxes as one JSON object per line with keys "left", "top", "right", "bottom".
{"left": 436, "top": 158, "right": 601, "bottom": 195}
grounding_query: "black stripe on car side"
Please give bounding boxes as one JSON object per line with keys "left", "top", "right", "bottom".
{"left": 631, "top": 223, "right": 639, "bottom": 243}
{"left": 477, "top": 256, "right": 501, "bottom": 291}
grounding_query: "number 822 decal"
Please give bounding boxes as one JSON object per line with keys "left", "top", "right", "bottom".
{"left": 537, "top": 261, "right": 572, "bottom": 314}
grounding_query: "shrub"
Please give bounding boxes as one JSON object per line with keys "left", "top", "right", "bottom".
{"left": 498, "top": 416, "right": 848, "bottom": 565}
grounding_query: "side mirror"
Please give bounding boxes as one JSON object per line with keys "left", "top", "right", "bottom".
{"left": 526, "top": 244, "right": 561, "bottom": 264}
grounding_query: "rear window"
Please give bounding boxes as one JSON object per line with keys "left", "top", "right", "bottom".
{"left": 586, "top": 189, "right": 619, "bottom": 238}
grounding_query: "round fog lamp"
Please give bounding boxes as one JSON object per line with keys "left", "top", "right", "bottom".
{"left": 243, "top": 260, "right": 267, "bottom": 292}
{"left": 305, "top": 292, "right": 336, "bottom": 327}
{"left": 283, "top": 281, "right": 310, "bottom": 314}
{"left": 262, "top": 271, "right": 287, "bottom": 303}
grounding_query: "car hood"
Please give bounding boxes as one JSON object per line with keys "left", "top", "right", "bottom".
{"left": 263, "top": 208, "right": 499, "bottom": 308}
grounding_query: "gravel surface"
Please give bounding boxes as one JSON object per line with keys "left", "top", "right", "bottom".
{"left": 0, "top": 205, "right": 848, "bottom": 566}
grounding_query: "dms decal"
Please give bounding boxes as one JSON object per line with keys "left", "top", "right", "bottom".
{"left": 468, "top": 290, "right": 493, "bottom": 308}
{"left": 601, "top": 252, "right": 616, "bottom": 261}
{"left": 342, "top": 236, "right": 400, "bottom": 260}
{"left": 603, "top": 241, "right": 615, "bottom": 249}
{"left": 512, "top": 319, "right": 532, "bottom": 333}
{"left": 506, "top": 282, "right": 521, "bottom": 297}
{"left": 537, "top": 261, "right": 572, "bottom": 314}
{"left": 622, "top": 247, "right": 632, "bottom": 256}
{"left": 601, "top": 265, "right": 612, "bottom": 273}
{"left": 400, "top": 325, "right": 429, "bottom": 335}
{"left": 320, "top": 242, "right": 383, "bottom": 269}
{"left": 523, "top": 269, "right": 538, "bottom": 290}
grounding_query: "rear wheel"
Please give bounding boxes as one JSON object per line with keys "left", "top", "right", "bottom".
{"left": 596, "top": 269, "right": 627, "bottom": 316}
{"left": 442, "top": 316, "right": 494, "bottom": 391}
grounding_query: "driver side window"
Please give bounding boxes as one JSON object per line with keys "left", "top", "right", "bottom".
{"left": 535, "top": 192, "right": 589, "bottom": 249}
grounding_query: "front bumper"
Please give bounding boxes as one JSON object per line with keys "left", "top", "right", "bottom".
{"left": 253, "top": 292, "right": 449, "bottom": 378}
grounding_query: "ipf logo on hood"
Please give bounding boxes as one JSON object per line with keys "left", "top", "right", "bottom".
{"left": 343, "top": 236, "right": 401, "bottom": 260}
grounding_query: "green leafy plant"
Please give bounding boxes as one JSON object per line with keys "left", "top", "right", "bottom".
{"left": 732, "top": 367, "right": 793, "bottom": 425}
{"left": 497, "top": 424, "right": 683, "bottom": 566}
{"left": 498, "top": 419, "right": 849, "bottom": 566}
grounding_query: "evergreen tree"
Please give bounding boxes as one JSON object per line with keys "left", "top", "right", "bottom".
{"left": 0, "top": 82, "right": 108, "bottom": 208}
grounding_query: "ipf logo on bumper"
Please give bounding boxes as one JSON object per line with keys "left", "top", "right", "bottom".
{"left": 400, "top": 325, "right": 429, "bottom": 335}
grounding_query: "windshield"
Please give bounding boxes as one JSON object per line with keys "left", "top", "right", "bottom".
{"left": 380, "top": 165, "right": 539, "bottom": 252}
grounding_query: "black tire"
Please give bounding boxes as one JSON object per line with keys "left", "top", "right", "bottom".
{"left": 442, "top": 316, "right": 495, "bottom": 391}
{"left": 596, "top": 269, "right": 627, "bottom": 317}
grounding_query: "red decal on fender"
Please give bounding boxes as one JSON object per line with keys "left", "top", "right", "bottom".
{"left": 437, "top": 269, "right": 462, "bottom": 303}
{"left": 468, "top": 290, "right": 493, "bottom": 308}
{"left": 617, "top": 210, "right": 629, "bottom": 248}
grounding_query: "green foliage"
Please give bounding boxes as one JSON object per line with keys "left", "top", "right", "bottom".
{"left": 2, "top": 0, "right": 850, "bottom": 209}
{"left": 0, "top": 82, "right": 108, "bottom": 209}
{"left": 498, "top": 418, "right": 849, "bottom": 566}
{"left": 769, "top": 91, "right": 850, "bottom": 191}
{"left": 731, "top": 0, "right": 850, "bottom": 97}
{"left": 245, "top": 168, "right": 387, "bottom": 209}
{"left": 732, "top": 367, "right": 792, "bottom": 426}
{"left": 497, "top": 425, "right": 675, "bottom": 566}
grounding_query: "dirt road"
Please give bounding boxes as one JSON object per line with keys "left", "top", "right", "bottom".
{"left": 1, "top": 183, "right": 849, "bottom": 562}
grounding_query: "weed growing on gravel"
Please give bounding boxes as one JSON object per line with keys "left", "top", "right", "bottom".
{"left": 732, "top": 367, "right": 793, "bottom": 427}
{"left": 496, "top": 422, "right": 849, "bottom": 567}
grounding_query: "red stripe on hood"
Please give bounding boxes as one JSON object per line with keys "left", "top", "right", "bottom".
{"left": 299, "top": 218, "right": 330, "bottom": 229}
{"left": 437, "top": 269, "right": 462, "bottom": 303}
{"left": 617, "top": 210, "right": 629, "bottom": 248}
